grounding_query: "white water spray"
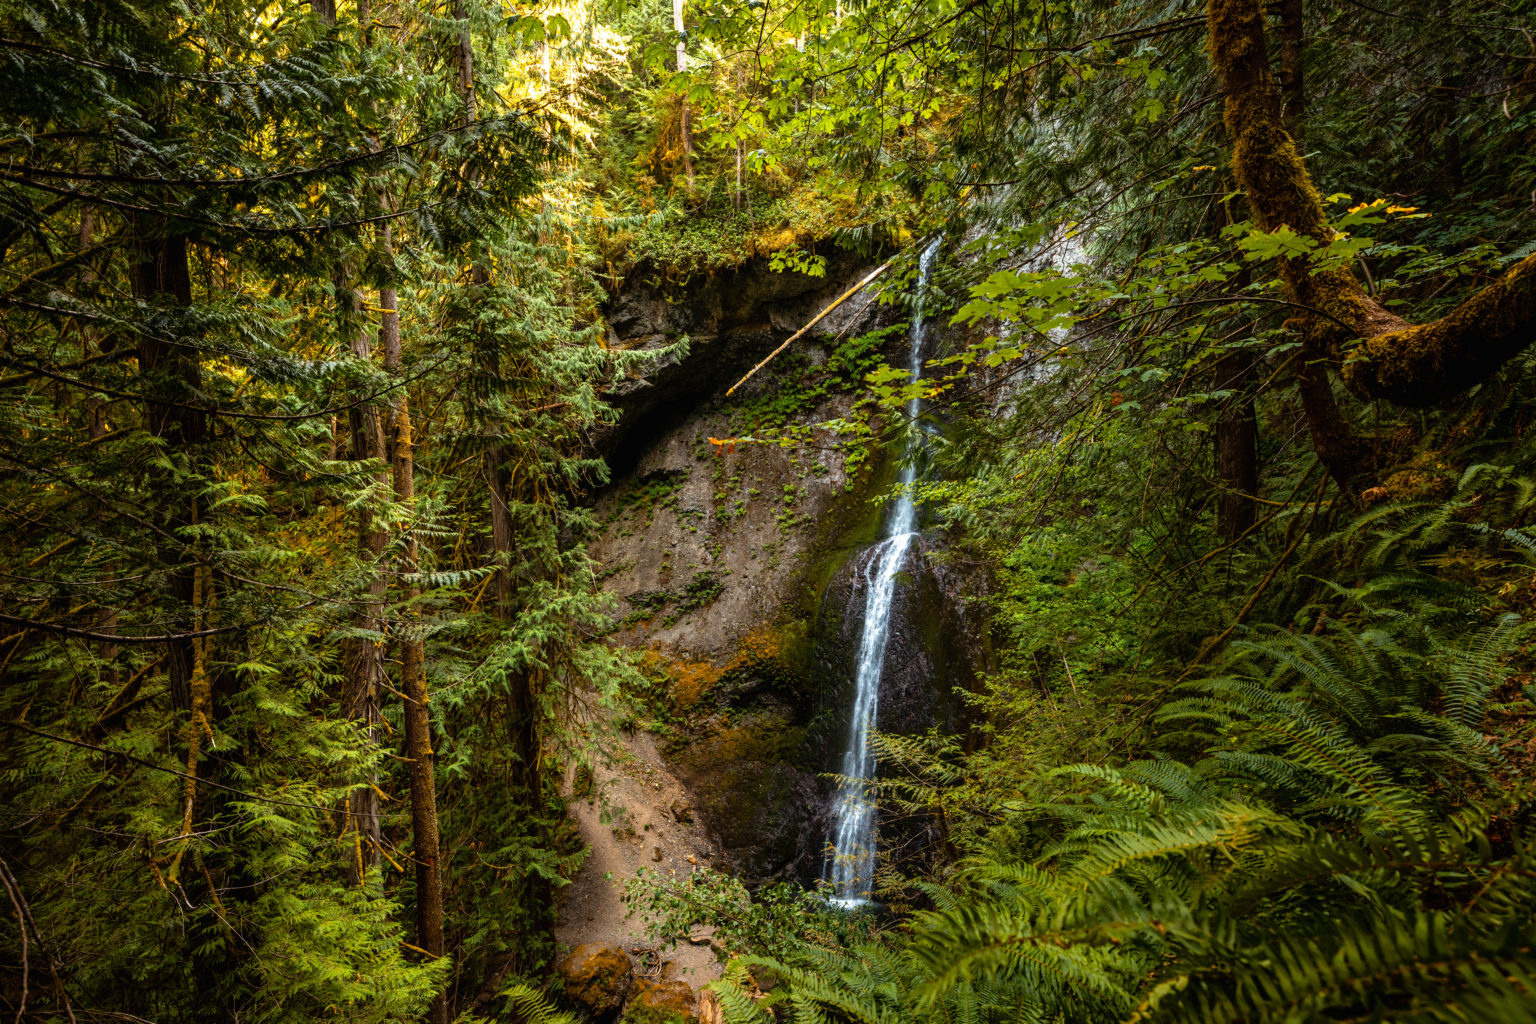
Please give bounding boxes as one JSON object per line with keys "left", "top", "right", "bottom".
{"left": 824, "top": 239, "right": 940, "bottom": 908}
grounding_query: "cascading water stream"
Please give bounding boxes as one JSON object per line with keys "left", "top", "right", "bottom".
{"left": 824, "top": 239, "right": 939, "bottom": 908}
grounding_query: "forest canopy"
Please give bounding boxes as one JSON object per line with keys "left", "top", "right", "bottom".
{"left": 1, "top": 0, "right": 1535, "bottom": 1022}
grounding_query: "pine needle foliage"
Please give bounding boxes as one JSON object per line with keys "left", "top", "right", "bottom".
{"left": 0, "top": 0, "right": 641, "bottom": 1019}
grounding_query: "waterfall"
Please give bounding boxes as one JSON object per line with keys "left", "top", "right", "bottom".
{"left": 824, "top": 239, "right": 939, "bottom": 908}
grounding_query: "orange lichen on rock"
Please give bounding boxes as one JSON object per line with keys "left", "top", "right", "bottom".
{"left": 670, "top": 657, "right": 725, "bottom": 710}
{"left": 637, "top": 649, "right": 723, "bottom": 712}
{"left": 725, "top": 624, "right": 784, "bottom": 670}
{"left": 639, "top": 625, "right": 790, "bottom": 712}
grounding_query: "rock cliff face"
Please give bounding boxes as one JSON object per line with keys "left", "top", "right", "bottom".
{"left": 597, "top": 247, "right": 884, "bottom": 477}
{"left": 589, "top": 249, "right": 989, "bottom": 887}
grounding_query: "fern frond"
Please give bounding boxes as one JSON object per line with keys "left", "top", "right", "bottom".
{"left": 499, "top": 982, "right": 582, "bottom": 1024}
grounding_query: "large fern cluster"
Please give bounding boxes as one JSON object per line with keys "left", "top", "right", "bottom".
{"left": 705, "top": 500, "right": 1536, "bottom": 1023}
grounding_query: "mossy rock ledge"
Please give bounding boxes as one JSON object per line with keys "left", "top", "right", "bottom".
{"left": 557, "top": 941, "right": 634, "bottom": 1017}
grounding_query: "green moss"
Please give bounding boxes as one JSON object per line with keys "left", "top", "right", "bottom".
{"left": 605, "top": 186, "right": 853, "bottom": 286}
{"left": 620, "top": 1000, "right": 689, "bottom": 1024}
{"left": 792, "top": 442, "right": 900, "bottom": 621}
{"left": 676, "top": 571, "right": 724, "bottom": 613}
{"left": 1343, "top": 253, "right": 1536, "bottom": 406}
{"left": 607, "top": 470, "right": 686, "bottom": 527}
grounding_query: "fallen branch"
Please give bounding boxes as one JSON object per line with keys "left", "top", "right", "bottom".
{"left": 726, "top": 259, "right": 892, "bottom": 396}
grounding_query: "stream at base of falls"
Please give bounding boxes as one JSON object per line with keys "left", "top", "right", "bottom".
{"left": 824, "top": 239, "right": 940, "bottom": 908}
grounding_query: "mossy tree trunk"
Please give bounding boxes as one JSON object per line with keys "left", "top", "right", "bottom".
{"left": 1206, "top": 0, "right": 1536, "bottom": 417}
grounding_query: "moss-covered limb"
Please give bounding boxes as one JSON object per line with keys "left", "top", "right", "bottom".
{"left": 1208, "top": 0, "right": 1536, "bottom": 410}
{"left": 1207, "top": 0, "right": 1403, "bottom": 338}
{"left": 1342, "top": 253, "right": 1536, "bottom": 407}
{"left": 1207, "top": 0, "right": 1329, "bottom": 241}
{"left": 1295, "top": 346, "right": 1366, "bottom": 491}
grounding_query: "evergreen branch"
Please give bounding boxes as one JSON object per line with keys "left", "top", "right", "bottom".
{"left": 0, "top": 610, "right": 256, "bottom": 643}
{"left": 1, "top": 721, "right": 353, "bottom": 815}
{"left": 0, "top": 349, "right": 455, "bottom": 422}
{"left": 5, "top": 118, "right": 524, "bottom": 188}
{"left": 0, "top": 171, "right": 454, "bottom": 236}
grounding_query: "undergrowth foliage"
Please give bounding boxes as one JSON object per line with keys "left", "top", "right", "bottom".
{"left": 690, "top": 493, "right": 1536, "bottom": 1022}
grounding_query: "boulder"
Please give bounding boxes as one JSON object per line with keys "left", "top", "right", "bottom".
{"left": 556, "top": 941, "right": 633, "bottom": 1016}
{"left": 747, "top": 963, "right": 783, "bottom": 995}
{"left": 627, "top": 978, "right": 699, "bottom": 1023}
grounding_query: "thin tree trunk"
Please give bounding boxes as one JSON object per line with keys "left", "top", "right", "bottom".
{"left": 450, "top": 0, "right": 546, "bottom": 969}
{"left": 674, "top": 0, "right": 694, "bottom": 188}
{"left": 129, "top": 223, "right": 212, "bottom": 877}
{"left": 453, "top": 0, "right": 476, "bottom": 115}
{"left": 1214, "top": 350, "right": 1259, "bottom": 539}
{"left": 1277, "top": 0, "right": 1304, "bottom": 145}
{"left": 129, "top": 225, "right": 202, "bottom": 713}
{"left": 357, "top": 4, "right": 443, "bottom": 1009}
{"left": 340, "top": 270, "right": 387, "bottom": 883}
{"left": 452, "top": 9, "right": 550, "bottom": 972}
{"left": 451, "top": 0, "right": 539, "bottom": 806}
{"left": 313, "top": 0, "right": 383, "bottom": 882}
{"left": 80, "top": 211, "right": 118, "bottom": 689}
{"left": 485, "top": 434, "right": 538, "bottom": 800}
{"left": 379, "top": 224, "right": 447, "bottom": 1024}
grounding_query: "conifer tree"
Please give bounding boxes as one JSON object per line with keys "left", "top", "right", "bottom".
{"left": 0, "top": 0, "right": 585, "bottom": 1017}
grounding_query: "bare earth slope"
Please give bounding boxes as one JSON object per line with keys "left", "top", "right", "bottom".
{"left": 556, "top": 728, "right": 724, "bottom": 989}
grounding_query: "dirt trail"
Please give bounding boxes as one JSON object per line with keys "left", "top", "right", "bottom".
{"left": 557, "top": 728, "right": 724, "bottom": 988}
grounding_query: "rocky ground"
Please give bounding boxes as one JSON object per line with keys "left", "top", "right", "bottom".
{"left": 555, "top": 727, "right": 724, "bottom": 994}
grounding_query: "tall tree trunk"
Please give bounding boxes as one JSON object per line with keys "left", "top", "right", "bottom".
{"left": 312, "top": 0, "right": 384, "bottom": 882}
{"left": 129, "top": 222, "right": 212, "bottom": 876}
{"left": 450, "top": 7, "right": 549, "bottom": 969}
{"left": 483, "top": 378, "right": 539, "bottom": 805}
{"left": 1206, "top": 0, "right": 1536, "bottom": 411}
{"left": 340, "top": 270, "right": 387, "bottom": 883}
{"left": 80, "top": 211, "right": 119, "bottom": 689}
{"left": 452, "top": 0, "right": 539, "bottom": 806}
{"left": 1276, "top": 0, "right": 1304, "bottom": 145}
{"left": 453, "top": 0, "right": 476, "bottom": 116}
{"left": 379, "top": 226, "right": 447, "bottom": 1024}
{"left": 1214, "top": 350, "right": 1259, "bottom": 539}
{"left": 130, "top": 225, "right": 202, "bottom": 712}
{"left": 363, "top": 1, "right": 442, "bottom": 1011}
